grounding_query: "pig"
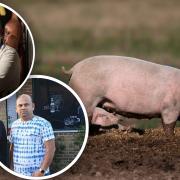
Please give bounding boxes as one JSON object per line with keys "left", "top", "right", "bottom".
{"left": 62, "top": 55, "right": 180, "bottom": 136}
{"left": 92, "top": 107, "right": 132, "bottom": 131}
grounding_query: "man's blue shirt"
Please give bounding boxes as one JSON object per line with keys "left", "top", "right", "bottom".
{"left": 10, "top": 115, "right": 55, "bottom": 176}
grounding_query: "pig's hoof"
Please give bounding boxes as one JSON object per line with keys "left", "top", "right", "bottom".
{"left": 165, "top": 134, "right": 175, "bottom": 142}
{"left": 89, "top": 125, "right": 101, "bottom": 135}
{"left": 162, "top": 122, "right": 176, "bottom": 137}
{"left": 164, "top": 129, "right": 175, "bottom": 141}
{"left": 131, "top": 128, "right": 145, "bottom": 135}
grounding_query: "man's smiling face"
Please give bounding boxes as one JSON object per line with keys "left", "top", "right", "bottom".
{"left": 16, "top": 95, "right": 35, "bottom": 121}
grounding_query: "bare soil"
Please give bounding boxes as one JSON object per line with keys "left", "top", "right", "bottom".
{"left": 1, "top": 128, "right": 180, "bottom": 180}
{"left": 60, "top": 128, "right": 180, "bottom": 180}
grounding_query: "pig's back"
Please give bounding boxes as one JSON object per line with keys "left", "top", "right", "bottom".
{"left": 73, "top": 55, "right": 179, "bottom": 84}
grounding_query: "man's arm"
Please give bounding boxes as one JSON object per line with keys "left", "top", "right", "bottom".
{"left": 0, "top": 44, "right": 18, "bottom": 77}
{"left": 32, "top": 139, "right": 56, "bottom": 177}
{"left": 9, "top": 143, "right": 14, "bottom": 170}
{"left": 0, "top": 44, "right": 19, "bottom": 96}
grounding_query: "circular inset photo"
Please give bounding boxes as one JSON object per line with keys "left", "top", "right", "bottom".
{"left": 0, "top": 3, "right": 35, "bottom": 101}
{"left": 0, "top": 75, "right": 89, "bottom": 179}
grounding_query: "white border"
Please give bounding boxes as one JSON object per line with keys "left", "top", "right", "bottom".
{"left": 0, "top": 75, "right": 89, "bottom": 180}
{"left": 0, "top": 3, "right": 35, "bottom": 102}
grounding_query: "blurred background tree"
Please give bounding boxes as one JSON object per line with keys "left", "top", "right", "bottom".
{"left": 3, "top": 0, "right": 180, "bottom": 79}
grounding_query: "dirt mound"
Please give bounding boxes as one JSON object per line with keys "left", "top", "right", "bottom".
{"left": 1, "top": 128, "right": 180, "bottom": 180}
{"left": 62, "top": 128, "right": 180, "bottom": 180}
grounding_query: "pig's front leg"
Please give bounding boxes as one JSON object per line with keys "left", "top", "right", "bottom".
{"left": 161, "top": 109, "right": 177, "bottom": 136}
{"left": 161, "top": 97, "right": 179, "bottom": 136}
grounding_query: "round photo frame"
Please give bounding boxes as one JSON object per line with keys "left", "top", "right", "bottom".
{"left": 0, "top": 75, "right": 89, "bottom": 179}
{"left": 0, "top": 3, "right": 35, "bottom": 102}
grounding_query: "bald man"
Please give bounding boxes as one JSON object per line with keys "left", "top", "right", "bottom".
{"left": 9, "top": 94, "right": 56, "bottom": 177}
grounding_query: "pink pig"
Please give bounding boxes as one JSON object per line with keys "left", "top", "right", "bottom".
{"left": 62, "top": 56, "right": 180, "bottom": 136}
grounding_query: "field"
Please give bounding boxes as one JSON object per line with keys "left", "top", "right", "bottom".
{"left": 1, "top": 128, "right": 180, "bottom": 180}
{"left": 1, "top": 0, "right": 180, "bottom": 179}
{"left": 3, "top": 0, "right": 180, "bottom": 78}
{"left": 61, "top": 128, "right": 180, "bottom": 180}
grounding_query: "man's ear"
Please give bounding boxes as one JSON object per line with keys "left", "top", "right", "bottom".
{"left": 32, "top": 103, "right": 35, "bottom": 111}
